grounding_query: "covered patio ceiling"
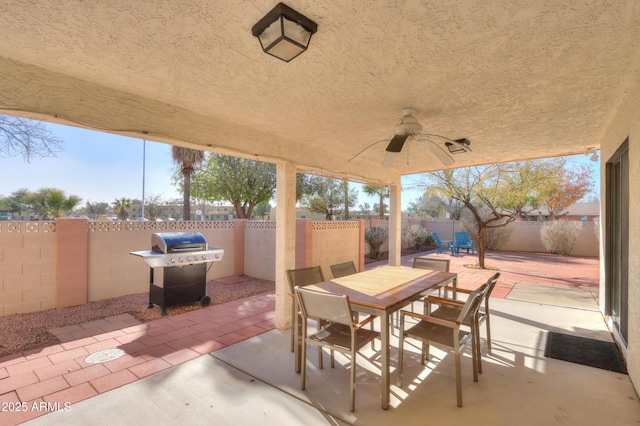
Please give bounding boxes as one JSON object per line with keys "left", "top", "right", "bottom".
{"left": 1, "top": 1, "right": 639, "bottom": 185}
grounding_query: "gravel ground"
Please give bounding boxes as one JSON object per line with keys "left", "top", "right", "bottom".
{"left": 0, "top": 277, "right": 274, "bottom": 358}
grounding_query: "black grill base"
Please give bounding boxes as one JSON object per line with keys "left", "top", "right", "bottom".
{"left": 148, "top": 264, "right": 208, "bottom": 316}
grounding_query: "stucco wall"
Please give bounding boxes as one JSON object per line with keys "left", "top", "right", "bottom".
{"left": 598, "top": 76, "right": 640, "bottom": 393}
{"left": 0, "top": 222, "right": 57, "bottom": 316}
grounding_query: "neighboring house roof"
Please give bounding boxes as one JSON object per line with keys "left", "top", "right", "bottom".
{"left": 526, "top": 202, "right": 600, "bottom": 217}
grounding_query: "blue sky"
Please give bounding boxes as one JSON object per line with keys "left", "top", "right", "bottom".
{"left": 0, "top": 121, "right": 600, "bottom": 210}
{"left": 0, "top": 123, "right": 179, "bottom": 205}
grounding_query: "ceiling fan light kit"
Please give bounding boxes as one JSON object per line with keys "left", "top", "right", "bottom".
{"left": 446, "top": 138, "right": 471, "bottom": 154}
{"left": 585, "top": 147, "right": 599, "bottom": 162}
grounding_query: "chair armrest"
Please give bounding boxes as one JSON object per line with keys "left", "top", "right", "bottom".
{"left": 442, "top": 285, "right": 473, "bottom": 294}
{"left": 354, "top": 315, "right": 377, "bottom": 330}
{"left": 426, "top": 295, "right": 465, "bottom": 308}
{"left": 400, "top": 310, "right": 460, "bottom": 329}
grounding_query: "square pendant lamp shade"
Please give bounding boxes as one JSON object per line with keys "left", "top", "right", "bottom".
{"left": 251, "top": 3, "right": 318, "bottom": 62}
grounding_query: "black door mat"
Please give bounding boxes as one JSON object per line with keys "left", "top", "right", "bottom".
{"left": 544, "top": 332, "right": 627, "bottom": 374}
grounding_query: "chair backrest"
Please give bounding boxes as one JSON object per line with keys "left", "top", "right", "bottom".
{"left": 286, "top": 266, "right": 325, "bottom": 293}
{"left": 432, "top": 232, "right": 443, "bottom": 244}
{"left": 295, "top": 286, "right": 353, "bottom": 327}
{"left": 412, "top": 257, "right": 450, "bottom": 272}
{"left": 456, "top": 284, "right": 487, "bottom": 323}
{"left": 455, "top": 232, "right": 470, "bottom": 244}
{"left": 484, "top": 272, "right": 500, "bottom": 300}
{"left": 330, "top": 261, "right": 358, "bottom": 278}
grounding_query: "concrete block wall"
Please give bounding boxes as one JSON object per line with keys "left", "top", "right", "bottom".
{"left": 243, "top": 220, "right": 276, "bottom": 280}
{"left": 0, "top": 222, "right": 57, "bottom": 316}
{"left": 87, "top": 220, "right": 236, "bottom": 302}
{"left": 310, "top": 221, "right": 362, "bottom": 279}
{"left": 0, "top": 217, "right": 599, "bottom": 317}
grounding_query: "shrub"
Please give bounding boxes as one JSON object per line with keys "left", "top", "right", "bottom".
{"left": 365, "top": 226, "right": 387, "bottom": 259}
{"left": 540, "top": 220, "right": 583, "bottom": 255}
{"left": 423, "top": 235, "right": 435, "bottom": 247}
{"left": 402, "top": 224, "right": 427, "bottom": 250}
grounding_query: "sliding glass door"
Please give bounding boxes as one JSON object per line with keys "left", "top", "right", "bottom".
{"left": 606, "top": 139, "right": 629, "bottom": 345}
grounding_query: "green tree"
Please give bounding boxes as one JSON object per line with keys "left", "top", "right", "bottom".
{"left": 112, "top": 198, "right": 132, "bottom": 220}
{"left": 303, "top": 176, "right": 358, "bottom": 220}
{"left": 194, "top": 154, "right": 276, "bottom": 219}
{"left": 171, "top": 146, "right": 204, "bottom": 221}
{"left": 296, "top": 174, "right": 316, "bottom": 202}
{"left": 427, "top": 161, "right": 559, "bottom": 268}
{"left": 0, "top": 188, "right": 29, "bottom": 215}
{"left": 28, "top": 188, "right": 81, "bottom": 218}
{"left": 409, "top": 193, "right": 447, "bottom": 218}
{"left": 343, "top": 180, "right": 352, "bottom": 220}
{"left": 363, "top": 185, "right": 389, "bottom": 219}
{"left": 0, "top": 115, "right": 63, "bottom": 162}
{"left": 254, "top": 202, "right": 271, "bottom": 219}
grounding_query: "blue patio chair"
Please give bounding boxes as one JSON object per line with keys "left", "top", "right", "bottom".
{"left": 454, "top": 232, "right": 475, "bottom": 254}
{"left": 432, "top": 232, "right": 455, "bottom": 256}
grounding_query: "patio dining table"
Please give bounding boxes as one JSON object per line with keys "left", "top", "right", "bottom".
{"left": 296, "top": 265, "right": 457, "bottom": 410}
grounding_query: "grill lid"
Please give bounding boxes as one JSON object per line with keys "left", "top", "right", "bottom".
{"left": 151, "top": 232, "right": 208, "bottom": 253}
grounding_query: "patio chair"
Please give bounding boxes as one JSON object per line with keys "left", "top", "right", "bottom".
{"left": 454, "top": 231, "right": 475, "bottom": 254}
{"left": 295, "top": 286, "right": 379, "bottom": 412}
{"left": 286, "top": 266, "right": 326, "bottom": 358}
{"left": 330, "top": 260, "right": 377, "bottom": 349}
{"left": 432, "top": 232, "right": 455, "bottom": 256}
{"left": 330, "top": 260, "right": 358, "bottom": 278}
{"left": 412, "top": 256, "right": 450, "bottom": 272}
{"left": 412, "top": 256, "right": 451, "bottom": 298}
{"left": 427, "top": 273, "right": 501, "bottom": 356}
{"left": 397, "top": 285, "right": 485, "bottom": 407}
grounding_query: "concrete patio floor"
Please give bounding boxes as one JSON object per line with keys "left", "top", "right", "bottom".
{"left": 2, "top": 251, "right": 638, "bottom": 425}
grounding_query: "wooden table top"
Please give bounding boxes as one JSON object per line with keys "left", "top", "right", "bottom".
{"left": 309, "top": 266, "right": 456, "bottom": 311}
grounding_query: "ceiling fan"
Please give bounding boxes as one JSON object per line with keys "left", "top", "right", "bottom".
{"left": 350, "top": 107, "right": 471, "bottom": 167}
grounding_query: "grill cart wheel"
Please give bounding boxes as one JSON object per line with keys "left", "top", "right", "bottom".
{"left": 200, "top": 295, "right": 211, "bottom": 306}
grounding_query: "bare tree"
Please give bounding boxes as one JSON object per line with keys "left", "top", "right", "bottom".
{"left": 427, "top": 162, "right": 559, "bottom": 268}
{"left": 0, "top": 115, "right": 63, "bottom": 162}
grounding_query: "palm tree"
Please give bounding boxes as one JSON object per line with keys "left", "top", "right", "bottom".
{"left": 112, "top": 198, "right": 132, "bottom": 220}
{"left": 363, "top": 185, "right": 389, "bottom": 219}
{"left": 172, "top": 146, "right": 204, "bottom": 221}
{"left": 28, "top": 188, "right": 81, "bottom": 218}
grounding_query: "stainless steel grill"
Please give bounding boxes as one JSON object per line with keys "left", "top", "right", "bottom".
{"left": 130, "top": 232, "right": 224, "bottom": 315}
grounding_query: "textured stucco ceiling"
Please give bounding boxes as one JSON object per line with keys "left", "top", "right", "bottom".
{"left": 1, "top": 1, "right": 640, "bottom": 185}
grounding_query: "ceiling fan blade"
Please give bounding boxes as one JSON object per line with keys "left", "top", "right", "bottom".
{"left": 382, "top": 151, "right": 398, "bottom": 167}
{"left": 418, "top": 139, "right": 455, "bottom": 166}
{"left": 385, "top": 134, "right": 408, "bottom": 152}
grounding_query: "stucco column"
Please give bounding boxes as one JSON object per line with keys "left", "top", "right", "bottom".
{"left": 388, "top": 183, "right": 402, "bottom": 266}
{"left": 275, "top": 161, "right": 297, "bottom": 330}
